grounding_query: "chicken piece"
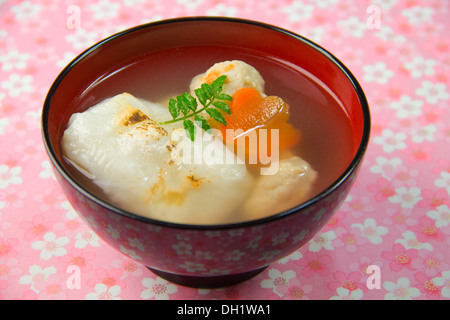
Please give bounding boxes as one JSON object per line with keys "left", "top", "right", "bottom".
{"left": 242, "top": 155, "right": 318, "bottom": 220}
{"left": 190, "top": 60, "right": 266, "bottom": 97}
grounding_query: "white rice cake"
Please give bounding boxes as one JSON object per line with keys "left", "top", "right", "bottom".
{"left": 62, "top": 92, "right": 253, "bottom": 225}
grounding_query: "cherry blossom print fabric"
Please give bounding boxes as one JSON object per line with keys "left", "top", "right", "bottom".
{"left": 0, "top": 0, "right": 449, "bottom": 300}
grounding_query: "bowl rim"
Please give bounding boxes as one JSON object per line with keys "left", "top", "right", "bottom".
{"left": 42, "top": 16, "right": 371, "bottom": 231}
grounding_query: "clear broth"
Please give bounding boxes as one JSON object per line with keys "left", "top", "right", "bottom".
{"left": 67, "top": 45, "right": 355, "bottom": 220}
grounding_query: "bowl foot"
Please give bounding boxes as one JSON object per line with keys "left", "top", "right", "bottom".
{"left": 146, "top": 266, "right": 268, "bottom": 288}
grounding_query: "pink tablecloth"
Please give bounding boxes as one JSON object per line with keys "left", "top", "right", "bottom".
{"left": 0, "top": 0, "right": 449, "bottom": 300}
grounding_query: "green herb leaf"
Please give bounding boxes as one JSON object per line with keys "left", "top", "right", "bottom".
{"left": 201, "top": 83, "right": 213, "bottom": 99}
{"left": 177, "top": 95, "right": 190, "bottom": 115}
{"left": 206, "top": 108, "right": 227, "bottom": 126}
{"left": 183, "top": 119, "right": 195, "bottom": 141}
{"left": 194, "top": 115, "right": 211, "bottom": 133}
{"left": 212, "top": 101, "right": 231, "bottom": 114}
{"left": 211, "top": 75, "right": 227, "bottom": 94}
{"left": 158, "top": 75, "right": 232, "bottom": 141}
{"left": 216, "top": 93, "right": 233, "bottom": 101}
{"left": 183, "top": 92, "right": 198, "bottom": 112}
{"left": 194, "top": 87, "right": 208, "bottom": 106}
{"left": 168, "top": 97, "right": 179, "bottom": 119}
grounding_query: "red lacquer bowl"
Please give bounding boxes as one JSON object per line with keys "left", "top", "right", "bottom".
{"left": 42, "top": 17, "right": 370, "bottom": 288}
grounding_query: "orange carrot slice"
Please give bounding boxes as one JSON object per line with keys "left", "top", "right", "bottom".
{"left": 219, "top": 87, "right": 300, "bottom": 163}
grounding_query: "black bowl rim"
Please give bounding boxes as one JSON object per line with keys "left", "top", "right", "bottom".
{"left": 42, "top": 16, "right": 371, "bottom": 231}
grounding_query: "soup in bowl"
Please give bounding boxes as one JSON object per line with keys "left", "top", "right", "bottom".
{"left": 42, "top": 17, "right": 370, "bottom": 288}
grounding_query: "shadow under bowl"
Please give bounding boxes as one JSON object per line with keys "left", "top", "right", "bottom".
{"left": 42, "top": 17, "right": 370, "bottom": 288}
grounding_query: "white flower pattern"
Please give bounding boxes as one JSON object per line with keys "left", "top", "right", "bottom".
{"left": 0, "top": 165, "right": 23, "bottom": 189}
{"left": 86, "top": 284, "right": 121, "bottom": 300}
{"left": 1, "top": 74, "right": 33, "bottom": 97}
{"left": 141, "top": 277, "right": 178, "bottom": 300}
{"left": 389, "top": 95, "right": 423, "bottom": 119}
{"left": 363, "top": 62, "right": 394, "bottom": 84}
{"left": 389, "top": 187, "right": 422, "bottom": 209}
{"left": 383, "top": 277, "right": 421, "bottom": 300}
{"left": 373, "top": 129, "right": 408, "bottom": 153}
{"left": 31, "top": 232, "right": 70, "bottom": 261}
{"left": 416, "top": 80, "right": 449, "bottom": 104}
